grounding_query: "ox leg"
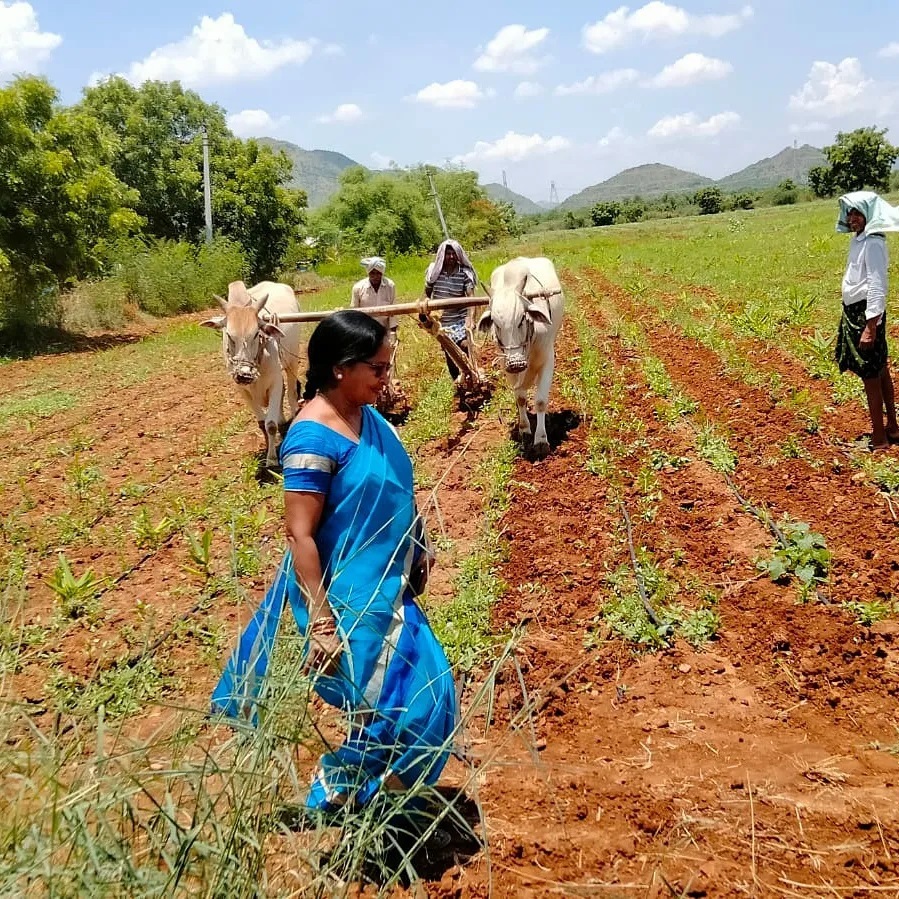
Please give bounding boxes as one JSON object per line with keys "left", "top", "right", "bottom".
{"left": 532, "top": 351, "right": 555, "bottom": 458}
{"left": 284, "top": 364, "right": 299, "bottom": 421}
{"left": 515, "top": 386, "right": 531, "bottom": 441}
{"left": 264, "top": 379, "right": 285, "bottom": 468}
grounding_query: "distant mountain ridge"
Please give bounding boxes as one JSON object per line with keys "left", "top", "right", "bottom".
{"left": 716, "top": 144, "right": 825, "bottom": 191}
{"left": 559, "top": 163, "right": 713, "bottom": 210}
{"left": 258, "top": 136, "right": 826, "bottom": 214}
{"left": 483, "top": 182, "right": 543, "bottom": 215}
{"left": 257, "top": 138, "right": 360, "bottom": 208}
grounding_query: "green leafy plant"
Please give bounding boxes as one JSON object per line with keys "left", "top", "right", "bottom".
{"left": 695, "top": 422, "right": 737, "bottom": 474}
{"left": 844, "top": 599, "right": 892, "bottom": 627}
{"left": 184, "top": 528, "right": 213, "bottom": 579}
{"left": 48, "top": 553, "right": 103, "bottom": 620}
{"left": 757, "top": 517, "right": 831, "bottom": 589}
{"left": 132, "top": 508, "right": 176, "bottom": 550}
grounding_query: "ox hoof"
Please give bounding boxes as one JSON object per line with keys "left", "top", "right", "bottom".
{"left": 531, "top": 440, "right": 551, "bottom": 460}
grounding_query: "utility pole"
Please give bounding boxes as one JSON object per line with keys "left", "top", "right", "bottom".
{"left": 427, "top": 168, "right": 450, "bottom": 240}
{"left": 202, "top": 124, "right": 213, "bottom": 245}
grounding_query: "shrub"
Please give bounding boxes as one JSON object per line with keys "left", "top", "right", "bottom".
{"left": 773, "top": 179, "right": 799, "bottom": 206}
{"left": 590, "top": 202, "right": 621, "bottom": 226}
{"left": 695, "top": 187, "right": 724, "bottom": 215}
{"left": 108, "top": 237, "right": 247, "bottom": 316}
{"left": 730, "top": 193, "right": 755, "bottom": 210}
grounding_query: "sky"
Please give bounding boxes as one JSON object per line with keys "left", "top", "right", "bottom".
{"left": 2, "top": 0, "right": 899, "bottom": 202}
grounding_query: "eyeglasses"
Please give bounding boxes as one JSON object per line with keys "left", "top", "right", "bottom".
{"left": 359, "top": 361, "right": 392, "bottom": 378}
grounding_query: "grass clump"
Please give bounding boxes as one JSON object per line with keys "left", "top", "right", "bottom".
{"left": 844, "top": 599, "right": 893, "bottom": 627}
{"left": 695, "top": 422, "right": 738, "bottom": 474}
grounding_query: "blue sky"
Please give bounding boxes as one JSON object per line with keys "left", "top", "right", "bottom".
{"left": 3, "top": 0, "right": 899, "bottom": 201}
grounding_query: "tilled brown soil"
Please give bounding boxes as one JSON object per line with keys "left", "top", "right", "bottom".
{"left": 433, "top": 275, "right": 899, "bottom": 898}
{"left": 3, "top": 291, "right": 899, "bottom": 897}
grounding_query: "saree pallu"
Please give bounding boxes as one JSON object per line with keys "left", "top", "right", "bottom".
{"left": 835, "top": 300, "right": 888, "bottom": 380}
{"left": 211, "top": 406, "right": 456, "bottom": 811}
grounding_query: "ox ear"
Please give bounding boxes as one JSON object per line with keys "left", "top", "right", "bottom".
{"left": 260, "top": 321, "right": 285, "bottom": 339}
{"left": 200, "top": 315, "right": 226, "bottom": 330}
{"left": 526, "top": 302, "right": 552, "bottom": 326}
{"left": 477, "top": 310, "right": 493, "bottom": 334}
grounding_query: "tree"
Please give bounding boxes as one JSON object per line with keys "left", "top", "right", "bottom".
{"left": 730, "top": 193, "right": 755, "bottom": 210}
{"left": 807, "top": 165, "right": 835, "bottom": 198}
{"left": 619, "top": 197, "right": 646, "bottom": 223}
{"left": 80, "top": 77, "right": 305, "bottom": 277}
{"left": 0, "top": 76, "right": 140, "bottom": 329}
{"left": 772, "top": 179, "right": 798, "bottom": 206}
{"left": 819, "top": 126, "right": 899, "bottom": 194}
{"left": 695, "top": 187, "right": 723, "bottom": 215}
{"left": 591, "top": 202, "right": 620, "bottom": 226}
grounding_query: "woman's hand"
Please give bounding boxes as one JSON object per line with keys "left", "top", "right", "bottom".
{"left": 306, "top": 618, "right": 342, "bottom": 675}
{"left": 860, "top": 321, "right": 878, "bottom": 350}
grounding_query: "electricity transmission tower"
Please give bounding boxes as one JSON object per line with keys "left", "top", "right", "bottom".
{"left": 502, "top": 170, "right": 508, "bottom": 189}
{"left": 549, "top": 181, "right": 559, "bottom": 205}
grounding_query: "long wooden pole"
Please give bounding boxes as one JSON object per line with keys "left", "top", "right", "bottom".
{"left": 275, "top": 295, "right": 489, "bottom": 324}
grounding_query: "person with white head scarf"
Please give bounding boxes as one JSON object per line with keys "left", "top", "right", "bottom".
{"left": 834, "top": 191, "right": 899, "bottom": 450}
{"left": 424, "top": 239, "right": 479, "bottom": 383}
{"left": 351, "top": 256, "right": 397, "bottom": 340}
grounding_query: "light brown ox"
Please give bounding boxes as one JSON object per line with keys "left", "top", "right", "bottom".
{"left": 201, "top": 280, "right": 301, "bottom": 468}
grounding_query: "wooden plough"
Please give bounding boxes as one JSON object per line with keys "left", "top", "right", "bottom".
{"left": 277, "top": 295, "right": 492, "bottom": 413}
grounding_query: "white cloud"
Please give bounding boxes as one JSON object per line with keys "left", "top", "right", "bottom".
{"left": 227, "top": 108, "right": 287, "bottom": 136}
{"left": 598, "top": 126, "right": 627, "bottom": 148}
{"left": 473, "top": 24, "right": 550, "bottom": 75}
{"left": 788, "top": 121, "right": 828, "bottom": 135}
{"left": 555, "top": 68, "right": 640, "bottom": 95}
{"left": 514, "top": 80, "right": 544, "bottom": 98}
{"left": 789, "top": 58, "right": 879, "bottom": 118}
{"left": 583, "top": 2, "right": 752, "bottom": 54}
{"left": 454, "top": 131, "right": 571, "bottom": 164}
{"left": 648, "top": 110, "right": 740, "bottom": 138}
{"left": 125, "top": 13, "right": 314, "bottom": 87}
{"left": 412, "top": 79, "right": 487, "bottom": 108}
{"left": 0, "top": 1, "right": 61, "bottom": 74}
{"left": 317, "top": 102, "right": 363, "bottom": 124}
{"left": 878, "top": 42, "right": 899, "bottom": 58}
{"left": 645, "top": 52, "right": 732, "bottom": 88}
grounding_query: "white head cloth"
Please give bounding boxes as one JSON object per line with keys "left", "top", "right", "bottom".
{"left": 836, "top": 191, "right": 899, "bottom": 235}
{"left": 425, "top": 238, "right": 477, "bottom": 288}
{"left": 361, "top": 256, "right": 387, "bottom": 273}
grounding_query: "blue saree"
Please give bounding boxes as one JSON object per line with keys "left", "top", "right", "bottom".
{"left": 211, "top": 406, "right": 457, "bottom": 811}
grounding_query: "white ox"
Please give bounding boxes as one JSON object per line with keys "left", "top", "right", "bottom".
{"left": 478, "top": 256, "right": 565, "bottom": 458}
{"left": 201, "top": 280, "right": 301, "bottom": 468}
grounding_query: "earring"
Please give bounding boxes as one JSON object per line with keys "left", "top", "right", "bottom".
{"left": 337, "top": 373, "right": 343, "bottom": 380}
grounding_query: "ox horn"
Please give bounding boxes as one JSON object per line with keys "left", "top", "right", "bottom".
{"left": 252, "top": 292, "right": 269, "bottom": 313}
{"left": 213, "top": 293, "right": 228, "bottom": 311}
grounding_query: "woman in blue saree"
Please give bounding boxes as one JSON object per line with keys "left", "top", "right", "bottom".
{"left": 212, "top": 311, "right": 457, "bottom": 813}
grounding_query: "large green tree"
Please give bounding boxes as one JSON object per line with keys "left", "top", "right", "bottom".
{"left": 0, "top": 76, "right": 140, "bottom": 327}
{"left": 810, "top": 126, "right": 899, "bottom": 197}
{"left": 311, "top": 165, "right": 511, "bottom": 257}
{"left": 80, "top": 78, "right": 305, "bottom": 277}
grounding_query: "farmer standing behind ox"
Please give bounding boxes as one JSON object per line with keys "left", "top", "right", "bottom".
{"left": 834, "top": 191, "right": 899, "bottom": 451}
{"left": 425, "top": 239, "right": 478, "bottom": 383}
{"left": 351, "top": 256, "right": 398, "bottom": 344}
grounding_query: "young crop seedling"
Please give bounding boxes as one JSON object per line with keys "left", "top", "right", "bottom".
{"left": 756, "top": 516, "right": 831, "bottom": 601}
{"left": 695, "top": 422, "right": 738, "bottom": 474}
{"left": 132, "top": 508, "right": 176, "bottom": 550}
{"left": 48, "top": 553, "right": 103, "bottom": 621}
{"left": 843, "top": 599, "right": 894, "bottom": 627}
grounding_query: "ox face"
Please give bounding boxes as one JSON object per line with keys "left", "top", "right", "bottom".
{"left": 478, "top": 286, "right": 551, "bottom": 374}
{"left": 201, "top": 294, "right": 284, "bottom": 386}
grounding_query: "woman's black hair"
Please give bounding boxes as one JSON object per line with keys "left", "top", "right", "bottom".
{"left": 302, "top": 310, "right": 387, "bottom": 401}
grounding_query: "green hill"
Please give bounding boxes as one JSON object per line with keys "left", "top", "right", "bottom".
{"left": 716, "top": 144, "right": 825, "bottom": 191}
{"left": 483, "top": 182, "right": 543, "bottom": 215}
{"left": 559, "top": 163, "right": 713, "bottom": 210}
{"left": 257, "top": 138, "right": 361, "bottom": 208}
